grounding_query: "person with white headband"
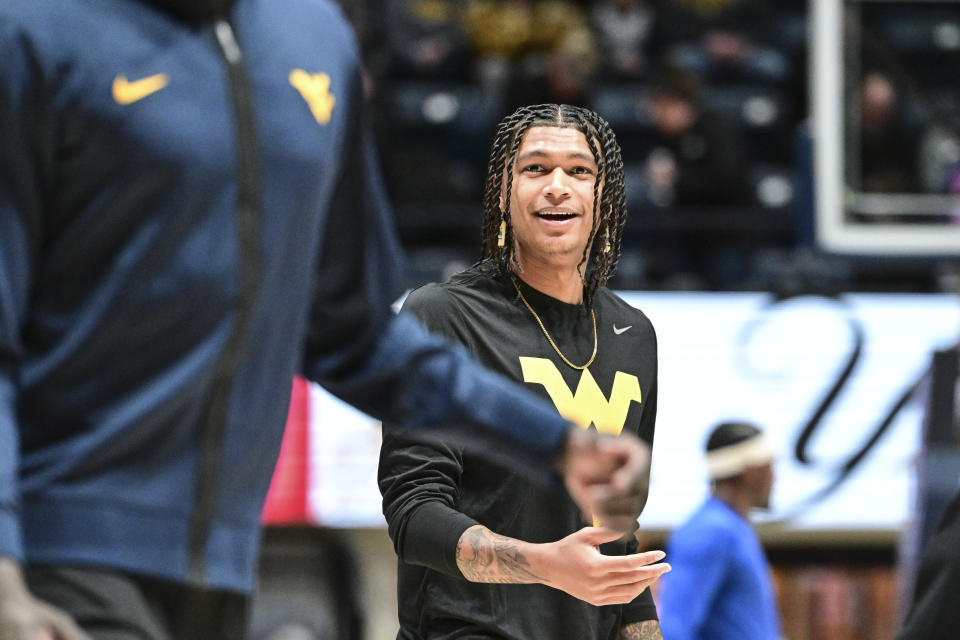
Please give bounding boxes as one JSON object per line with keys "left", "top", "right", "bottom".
{"left": 657, "top": 421, "right": 780, "bottom": 640}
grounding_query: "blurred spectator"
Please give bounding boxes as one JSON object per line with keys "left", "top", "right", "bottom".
{"left": 591, "top": 0, "right": 656, "bottom": 81}
{"left": 658, "top": 421, "right": 780, "bottom": 640}
{"left": 856, "top": 70, "right": 921, "bottom": 192}
{"left": 653, "top": 0, "right": 789, "bottom": 86}
{"left": 385, "top": 0, "right": 470, "bottom": 80}
{"left": 463, "top": 0, "right": 595, "bottom": 105}
{"left": 636, "top": 65, "right": 748, "bottom": 210}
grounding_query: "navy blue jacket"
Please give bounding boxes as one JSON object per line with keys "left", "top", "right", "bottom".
{"left": 0, "top": 0, "right": 570, "bottom": 592}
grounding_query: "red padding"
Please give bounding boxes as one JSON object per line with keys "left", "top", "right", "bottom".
{"left": 262, "top": 376, "right": 311, "bottom": 525}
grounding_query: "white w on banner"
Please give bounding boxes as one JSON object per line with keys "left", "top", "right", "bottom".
{"left": 625, "top": 292, "right": 960, "bottom": 534}
{"left": 305, "top": 292, "right": 960, "bottom": 534}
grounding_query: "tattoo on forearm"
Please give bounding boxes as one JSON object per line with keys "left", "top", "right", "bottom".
{"left": 456, "top": 527, "right": 547, "bottom": 584}
{"left": 620, "top": 621, "right": 662, "bottom": 640}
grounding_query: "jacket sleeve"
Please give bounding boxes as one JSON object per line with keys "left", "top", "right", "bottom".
{"left": 0, "top": 13, "right": 52, "bottom": 562}
{"left": 377, "top": 427, "right": 479, "bottom": 577}
{"left": 299, "top": 49, "right": 570, "bottom": 480}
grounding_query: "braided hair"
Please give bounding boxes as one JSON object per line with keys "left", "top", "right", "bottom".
{"left": 479, "top": 104, "right": 627, "bottom": 308}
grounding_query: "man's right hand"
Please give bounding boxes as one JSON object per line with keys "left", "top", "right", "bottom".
{"left": 0, "top": 558, "right": 90, "bottom": 640}
{"left": 530, "top": 527, "right": 670, "bottom": 606}
{"left": 559, "top": 428, "right": 652, "bottom": 534}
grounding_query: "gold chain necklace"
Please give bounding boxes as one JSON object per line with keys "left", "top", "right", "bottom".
{"left": 510, "top": 277, "right": 597, "bottom": 371}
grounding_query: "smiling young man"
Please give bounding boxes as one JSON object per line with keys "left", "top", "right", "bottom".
{"left": 379, "top": 104, "right": 667, "bottom": 640}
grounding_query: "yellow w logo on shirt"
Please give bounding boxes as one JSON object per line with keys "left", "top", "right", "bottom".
{"left": 519, "top": 357, "right": 642, "bottom": 435}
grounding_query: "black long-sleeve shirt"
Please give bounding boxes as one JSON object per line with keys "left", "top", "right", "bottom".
{"left": 379, "top": 264, "right": 659, "bottom": 639}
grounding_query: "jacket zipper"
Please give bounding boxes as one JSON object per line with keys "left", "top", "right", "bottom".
{"left": 186, "top": 16, "right": 263, "bottom": 585}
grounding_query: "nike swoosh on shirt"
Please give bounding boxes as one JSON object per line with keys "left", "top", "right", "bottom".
{"left": 613, "top": 324, "right": 632, "bottom": 335}
{"left": 112, "top": 73, "right": 170, "bottom": 105}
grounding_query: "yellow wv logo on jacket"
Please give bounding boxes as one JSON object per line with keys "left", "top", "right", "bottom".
{"left": 519, "top": 357, "right": 642, "bottom": 435}
{"left": 289, "top": 69, "right": 335, "bottom": 125}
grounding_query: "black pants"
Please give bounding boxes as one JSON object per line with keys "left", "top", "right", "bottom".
{"left": 898, "top": 489, "right": 960, "bottom": 640}
{"left": 25, "top": 565, "right": 248, "bottom": 640}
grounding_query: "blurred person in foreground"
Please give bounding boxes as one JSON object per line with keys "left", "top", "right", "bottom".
{"left": 0, "top": 2, "right": 653, "bottom": 639}
{"left": 379, "top": 104, "right": 668, "bottom": 640}
{"left": 898, "top": 489, "right": 960, "bottom": 640}
{"left": 658, "top": 421, "right": 780, "bottom": 640}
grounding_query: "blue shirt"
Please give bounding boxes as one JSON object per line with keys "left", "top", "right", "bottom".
{"left": 659, "top": 497, "right": 780, "bottom": 640}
